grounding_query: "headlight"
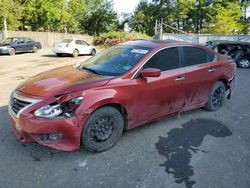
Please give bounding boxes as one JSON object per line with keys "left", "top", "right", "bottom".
{"left": 34, "top": 96, "right": 83, "bottom": 119}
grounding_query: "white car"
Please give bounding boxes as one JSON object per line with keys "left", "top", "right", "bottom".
{"left": 52, "top": 39, "right": 96, "bottom": 57}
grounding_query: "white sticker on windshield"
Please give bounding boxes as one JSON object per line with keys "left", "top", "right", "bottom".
{"left": 131, "top": 49, "right": 149, "bottom": 54}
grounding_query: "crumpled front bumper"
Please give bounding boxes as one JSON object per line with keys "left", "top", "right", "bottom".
{"left": 8, "top": 105, "right": 89, "bottom": 151}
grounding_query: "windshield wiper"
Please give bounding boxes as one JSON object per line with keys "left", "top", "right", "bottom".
{"left": 81, "top": 67, "right": 101, "bottom": 75}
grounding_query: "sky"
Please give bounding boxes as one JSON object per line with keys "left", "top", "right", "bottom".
{"left": 113, "top": 0, "right": 141, "bottom": 14}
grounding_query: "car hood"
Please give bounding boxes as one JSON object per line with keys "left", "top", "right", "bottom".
{"left": 17, "top": 65, "right": 113, "bottom": 97}
{"left": 0, "top": 44, "right": 10, "bottom": 47}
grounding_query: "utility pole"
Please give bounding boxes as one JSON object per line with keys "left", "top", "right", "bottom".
{"left": 159, "top": 19, "right": 163, "bottom": 40}
{"left": 4, "top": 16, "right": 8, "bottom": 39}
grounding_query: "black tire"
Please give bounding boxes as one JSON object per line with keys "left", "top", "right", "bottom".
{"left": 33, "top": 46, "right": 38, "bottom": 53}
{"left": 237, "top": 58, "right": 250, "bottom": 68}
{"left": 82, "top": 106, "right": 124, "bottom": 152}
{"left": 56, "top": 53, "right": 63, "bottom": 57}
{"left": 8, "top": 48, "right": 15, "bottom": 56}
{"left": 72, "top": 49, "right": 79, "bottom": 58}
{"left": 204, "top": 81, "right": 225, "bottom": 111}
{"left": 91, "top": 49, "right": 96, "bottom": 56}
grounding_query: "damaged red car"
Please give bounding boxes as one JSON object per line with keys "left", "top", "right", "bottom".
{"left": 8, "top": 40, "right": 236, "bottom": 152}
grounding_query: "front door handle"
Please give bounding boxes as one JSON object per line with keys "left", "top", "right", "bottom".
{"left": 208, "top": 68, "right": 216, "bottom": 72}
{"left": 175, "top": 76, "right": 186, "bottom": 81}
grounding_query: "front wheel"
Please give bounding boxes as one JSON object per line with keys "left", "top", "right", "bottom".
{"left": 8, "top": 48, "right": 15, "bottom": 56}
{"left": 237, "top": 58, "right": 250, "bottom": 68}
{"left": 204, "top": 81, "right": 225, "bottom": 111}
{"left": 81, "top": 106, "right": 124, "bottom": 152}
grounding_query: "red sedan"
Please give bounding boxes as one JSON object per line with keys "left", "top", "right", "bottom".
{"left": 8, "top": 40, "right": 236, "bottom": 152}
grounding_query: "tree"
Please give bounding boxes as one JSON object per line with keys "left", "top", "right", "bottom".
{"left": 130, "top": 1, "right": 158, "bottom": 36}
{"left": 67, "top": 0, "right": 87, "bottom": 32}
{"left": 0, "top": 0, "right": 23, "bottom": 30}
{"left": 208, "top": 2, "right": 243, "bottom": 34}
{"left": 131, "top": 0, "right": 245, "bottom": 35}
{"left": 82, "top": 0, "right": 118, "bottom": 35}
{"left": 240, "top": 0, "right": 250, "bottom": 33}
{"left": 22, "top": 0, "right": 78, "bottom": 32}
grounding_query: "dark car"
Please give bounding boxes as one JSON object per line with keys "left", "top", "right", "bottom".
{"left": 0, "top": 37, "right": 42, "bottom": 56}
{"left": 205, "top": 40, "right": 250, "bottom": 68}
{"left": 8, "top": 40, "right": 236, "bottom": 152}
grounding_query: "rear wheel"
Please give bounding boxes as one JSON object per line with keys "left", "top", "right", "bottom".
{"left": 237, "top": 58, "right": 250, "bottom": 68}
{"left": 8, "top": 48, "right": 15, "bottom": 56}
{"left": 81, "top": 106, "right": 124, "bottom": 152}
{"left": 72, "top": 49, "right": 79, "bottom": 58}
{"left": 33, "top": 46, "right": 38, "bottom": 53}
{"left": 91, "top": 49, "right": 96, "bottom": 56}
{"left": 204, "top": 81, "right": 225, "bottom": 111}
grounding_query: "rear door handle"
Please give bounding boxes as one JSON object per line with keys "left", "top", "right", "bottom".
{"left": 175, "top": 76, "right": 186, "bottom": 81}
{"left": 208, "top": 68, "right": 216, "bottom": 72}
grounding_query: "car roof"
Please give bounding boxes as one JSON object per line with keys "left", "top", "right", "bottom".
{"left": 121, "top": 39, "right": 196, "bottom": 49}
{"left": 207, "top": 40, "right": 250, "bottom": 46}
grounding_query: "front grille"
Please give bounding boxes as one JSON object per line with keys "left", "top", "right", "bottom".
{"left": 10, "top": 94, "right": 32, "bottom": 115}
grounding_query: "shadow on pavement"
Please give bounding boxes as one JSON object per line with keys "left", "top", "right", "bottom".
{"left": 0, "top": 52, "right": 34, "bottom": 56}
{"left": 155, "top": 118, "right": 232, "bottom": 188}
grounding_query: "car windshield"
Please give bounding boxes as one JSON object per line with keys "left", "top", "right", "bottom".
{"left": 79, "top": 46, "right": 152, "bottom": 76}
{"left": 0, "top": 38, "right": 15, "bottom": 45}
{"left": 62, "top": 39, "right": 73, "bottom": 43}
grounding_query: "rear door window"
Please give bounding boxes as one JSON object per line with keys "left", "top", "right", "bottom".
{"left": 208, "top": 51, "right": 215, "bottom": 62}
{"left": 80, "top": 40, "right": 89, "bottom": 46}
{"left": 24, "top": 38, "right": 33, "bottom": 44}
{"left": 75, "top": 40, "right": 81, "bottom": 45}
{"left": 17, "top": 38, "right": 25, "bottom": 44}
{"left": 182, "top": 46, "right": 209, "bottom": 66}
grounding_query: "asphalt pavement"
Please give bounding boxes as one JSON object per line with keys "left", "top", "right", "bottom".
{"left": 0, "top": 68, "right": 249, "bottom": 188}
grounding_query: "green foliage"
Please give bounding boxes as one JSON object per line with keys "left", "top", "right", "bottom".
{"left": 208, "top": 2, "right": 243, "bottom": 34}
{"left": 130, "top": 0, "right": 247, "bottom": 35}
{"left": 130, "top": 1, "right": 157, "bottom": 36}
{"left": 0, "top": 0, "right": 23, "bottom": 30}
{"left": 82, "top": 1, "right": 118, "bottom": 36}
{"left": 22, "top": 0, "right": 79, "bottom": 32}
{"left": 93, "top": 31, "right": 152, "bottom": 47}
{"left": 1, "top": 0, "right": 119, "bottom": 35}
{"left": 0, "top": 0, "right": 248, "bottom": 35}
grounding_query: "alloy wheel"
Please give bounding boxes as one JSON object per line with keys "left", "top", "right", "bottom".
{"left": 239, "top": 59, "right": 250, "bottom": 68}
{"left": 72, "top": 49, "right": 79, "bottom": 58}
{"left": 33, "top": 47, "right": 38, "bottom": 53}
{"left": 211, "top": 87, "right": 225, "bottom": 109}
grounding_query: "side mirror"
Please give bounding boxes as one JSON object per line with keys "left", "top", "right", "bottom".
{"left": 140, "top": 68, "right": 161, "bottom": 78}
